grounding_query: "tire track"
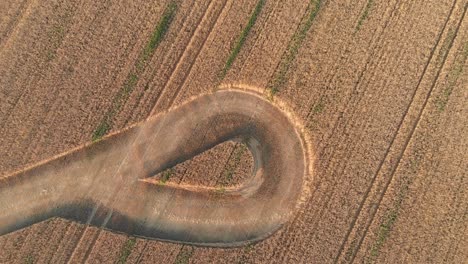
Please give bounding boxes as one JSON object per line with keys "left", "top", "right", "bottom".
{"left": 118, "top": 0, "right": 202, "bottom": 127}
{"left": 68, "top": 1, "right": 211, "bottom": 261}
{"left": 38, "top": 220, "right": 73, "bottom": 264}
{"left": 241, "top": 0, "right": 368, "bottom": 261}
{"left": 297, "top": 1, "right": 445, "bottom": 262}
{"left": 150, "top": 0, "right": 231, "bottom": 115}
{"left": 300, "top": 0, "right": 409, "bottom": 234}
{"left": 73, "top": 1, "right": 228, "bottom": 261}
{"left": 224, "top": 0, "right": 281, "bottom": 83}
{"left": 301, "top": 0, "right": 397, "bottom": 121}
{"left": 280, "top": 1, "right": 440, "bottom": 262}
{"left": 53, "top": 2, "right": 167, "bottom": 262}
{"left": 11, "top": 0, "right": 116, "bottom": 259}
{"left": 270, "top": 0, "right": 406, "bottom": 260}
{"left": 0, "top": 1, "right": 87, "bottom": 261}
{"left": 366, "top": 14, "right": 468, "bottom": 262}
{"left": 133, "top": 241, "right": 148, "bottom": 264}
{"left": 343, "top": 2, "right": 466, "bottom": 262}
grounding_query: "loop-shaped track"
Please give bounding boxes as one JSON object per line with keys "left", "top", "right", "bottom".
{"left": 0, "top": 88, "right": 308, "bottom": 246}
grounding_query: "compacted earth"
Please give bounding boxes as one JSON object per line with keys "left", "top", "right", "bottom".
{"left": 0, "top": 0, "right": 467, "bottom": 263}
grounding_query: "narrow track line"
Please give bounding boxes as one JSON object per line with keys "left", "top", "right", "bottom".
{"left": 298, "top": 0, "right": 438, "bottom": 260}
{"left": 298, "top": 1, "right": 430, "bottom": 262}
{"left": 57, "top": 224, "right": 86, "bottom": 263}
{"left": 302, "top": 0, "right": 393, "bottom": 120}
{"left": 348, "top": 2, "right": 466, "bottom": 262}
{"left": 305, "top": 0, "right": 401, "bottom": 135}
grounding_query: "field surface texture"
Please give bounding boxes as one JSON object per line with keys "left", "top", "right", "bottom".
{"left": 0, "top": 0, "right": 467, "bottom": 263}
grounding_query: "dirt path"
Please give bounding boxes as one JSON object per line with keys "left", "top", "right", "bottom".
{"left": 0, "top": 88, "right": 309, "bottom": 247}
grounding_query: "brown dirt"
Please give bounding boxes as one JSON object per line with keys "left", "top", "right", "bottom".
{"left": 1, "top": 0, "right": 467, "bottom": 263}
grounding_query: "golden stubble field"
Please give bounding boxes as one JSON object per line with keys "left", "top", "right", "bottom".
{"left": 0, "top": 0, "right": 467, "bottom": 263}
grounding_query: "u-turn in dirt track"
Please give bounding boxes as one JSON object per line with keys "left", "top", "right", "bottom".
{"left": 0, "top": 88, "right": 310, "bottom": 246}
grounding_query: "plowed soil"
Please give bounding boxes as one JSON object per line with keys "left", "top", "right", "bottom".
{"left": 1, "top": 0, "right": 467, "bottom": 263}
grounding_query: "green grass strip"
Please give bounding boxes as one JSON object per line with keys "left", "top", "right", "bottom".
{"left": 268, "top": 0, "right": 322, "bottom": 96}
{"left": 356, "top": 0, "right": 374, "bottom": 32}
{"left": 219, "top": 0, "right": 266, "bottom": 79}
{"left": 116, "top": 237, "right": 137, "bottom": 264}
{"left": 92, "top": 2, "right": 178, "bottom": 141}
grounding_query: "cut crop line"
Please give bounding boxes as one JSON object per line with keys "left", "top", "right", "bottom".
{"left": 41, "top": 222, "right": 73, "bottom": 264}
{"left": 91, "top": 1, "right": 178, "bottom": 141}
{"left": 348, "top": 2, "right": 465, "bottom": 262}
{"left": 306, "top": 1, "right": 404, "bottom": 238}
{"left": 233, "top": 0, "right": 281, "bottom": 80}
{"left": 79, "top": 230, "right": 102, "bottom": 264}
{"left": 356, "top": 0, "right": 375, "bottom": 32}
{"left": 296, "top": 0, "right": 402, "bottom": 222}
{"left": 0, "top": 0, "right": 81, "bottom": 137}
{"left": 147, "top": 0, "right": 222, "bottom": 115}
{"left": 121, "top": 0, "right": 200, "bottom": 127}
{"left": 330, "top": 0, "right": 448, "bottom": 260}
{"left": 166, "top": 0, "right": 231, "bottom": 109}
{"left": 267, "top": 0, "right": 323, "bottom": 96}
{"left": 218, "top": 0, "right": 266, "bottom": 80}
{"left": 134, "top": 241, "right": 148, "bottom": 263}
{"left": 0, "top": 0, "right": 33, "bottom": 53}
{"left": 301, "top": 0, "right": 400, "bottom": 121}
{"left": 147, "top": 0, "right": 228, "bottom": 116}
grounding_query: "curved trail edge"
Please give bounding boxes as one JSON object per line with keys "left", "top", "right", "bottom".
{"left": 0, "top": 86, "right": 312, "bottom": 247}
